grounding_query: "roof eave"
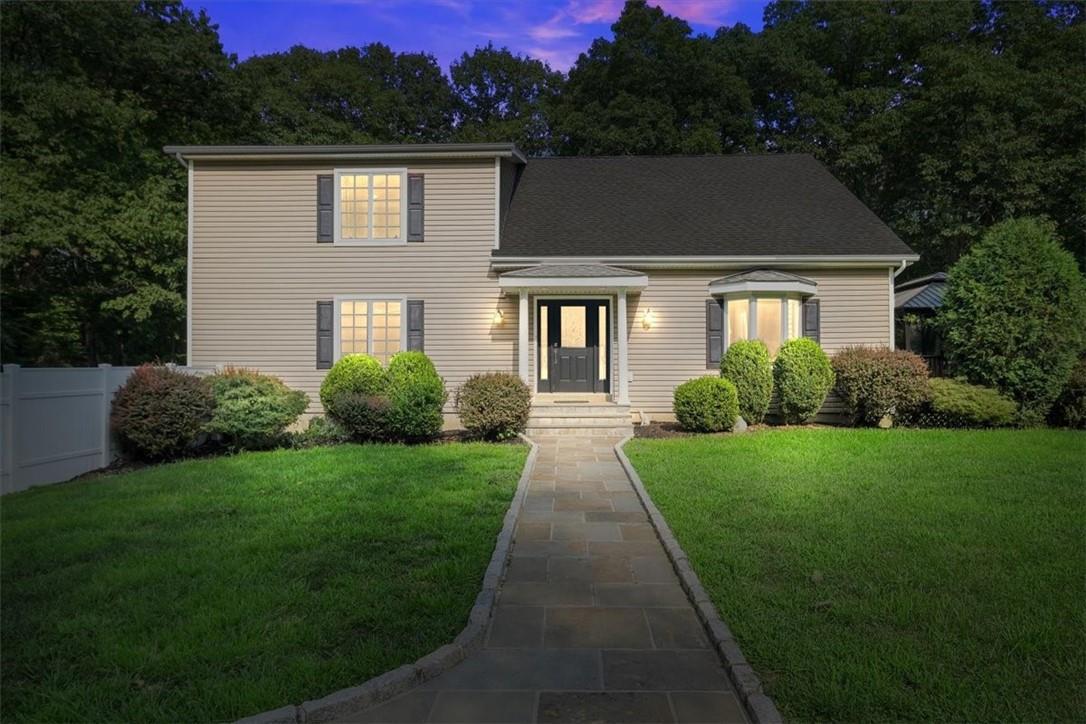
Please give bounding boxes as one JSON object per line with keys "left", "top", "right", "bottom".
{"left": 163, "top": 143, "right": 528, "bottom": 164}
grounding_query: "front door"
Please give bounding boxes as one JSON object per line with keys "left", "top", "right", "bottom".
{"left": 538, "top": 300, "right": 610, "bottom": 394}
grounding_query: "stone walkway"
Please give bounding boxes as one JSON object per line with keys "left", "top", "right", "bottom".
{"left": 339, "top": 435, "right": 748, "bottom": 724}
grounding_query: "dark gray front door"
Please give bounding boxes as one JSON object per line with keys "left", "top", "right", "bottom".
{"left": 538, "top": 300, "right": 610, "bottom": 394}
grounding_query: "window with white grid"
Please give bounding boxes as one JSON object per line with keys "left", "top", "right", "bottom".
{"left": 335, "top": 171, "right": 404, "bottom": 243}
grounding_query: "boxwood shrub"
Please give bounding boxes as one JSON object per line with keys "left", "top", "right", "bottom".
{"left": 456, "top": 372, "right": 531, "bottom": 440}
{"left": 773, "top": 338, "right": 834, "bottom": 424}
{"left": 720, "top": 339, "right": 773, "bottom": 424}
{"left": 320, "top": 354, "right": 387, "bottom": 432}
{"left": 673, "top": 376, "right": 739, "bottom": 433}
{"left": 832, "top": 347, "right": 929, "bottom": 426}
{"left": 204, "top": 368, "right": 308, "bottom": 449}
{"left": 110, "top": 365, "right": 216, "bottom": 461}
{"left": 328, "top": 392, "right": 391, "bottom": 441}
{"left": 384, "top": 351, "right": 447, "bottom": 441}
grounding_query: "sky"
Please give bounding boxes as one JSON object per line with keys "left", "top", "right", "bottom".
{"left": 187, "top": 0, "right": 769, "bottom": 72}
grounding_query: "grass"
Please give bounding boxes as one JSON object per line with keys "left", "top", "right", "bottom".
{"left": 625, "top": 428, "right": 1086, "bottom": 722}
{"left": 1, "top": 442, "right": 527, "bottom": 723}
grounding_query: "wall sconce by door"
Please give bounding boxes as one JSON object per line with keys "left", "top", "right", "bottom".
{"left": 492, "top": 309, "right": 504, "bottom": 325}
{"left": 642, "top": 309, "right": 656, "bottom": 329}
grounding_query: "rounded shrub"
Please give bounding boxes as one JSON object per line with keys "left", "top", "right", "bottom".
{"left": 384, "top": 351, "right": 447, "bottom": 441}
{"left": 773, "top": 338, "right": 834, "bottom": 424}
{"left": 918, "top": 378, "right": 1018, "bottom": 428}
{"left": 319, "top": 354, "right": 387, "bottom": 409}
{"left": 204, "top": 368, "right": 308, "bottom": 449}
{"left": 296, "top": 416, "right": 352, "bottom": 447}
{"left": 1050, "top": 355, "right": 1086, "bottom": 429}
{"left": 456, "top": 372, "right": 532, "bottom": 440}
{"left": 673, "top": 376, "right": 740, "bottom": 433}
{"left": 937, "top": 217, "right": 1086, "bottom": 424}
{"left": 720, "top": 339, "right": 773, "bottom": 424}
{"left": 110, "top": 365, "right": 216, "bottom": 461}
{"left": 832, "top": 347, "right": 930, "bottom": 426}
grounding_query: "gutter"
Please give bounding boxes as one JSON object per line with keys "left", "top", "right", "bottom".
{"left": 893, "top": 259, "right": 911, "bottom": 278}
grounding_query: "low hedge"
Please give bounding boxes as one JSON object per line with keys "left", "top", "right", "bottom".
{"left": 832, "top": 347, "right": 930, "bottom": 426}
{"left": 456, "top": 372, "right": 531, "bottom": 440}
{"left": 673, "top": 376, "right": 740, "bottom": 433}
{"left": 774, "top": 338, "right": 834, "bottom": 424}
{"left": 111, "top": 365, "right": 216, "bottom": 461}
{"left": 720, "top": 340, "right": 773, "bottom": 424}
{"left": 904, "top": 378, "right": 1018, "bottom": 428}
{"left": 384, "top": 351, "right": 447, "bottom": 441}
{"left": 204, "top": 368, "right": 308, "bottom": 449}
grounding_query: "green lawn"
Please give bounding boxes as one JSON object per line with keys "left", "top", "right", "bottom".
{"left": 625, "top": 428, "right": 1086, "bottom": 722}
{"left": 1, "top": 442, "right": 527, "bottom": 723}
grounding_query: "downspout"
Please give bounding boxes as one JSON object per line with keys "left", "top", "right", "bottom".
{"left": 893, "top": 259, "right": 910, "bottom": 278}
{"left": 172, "top": 152, "right": 187, "bottom": 169}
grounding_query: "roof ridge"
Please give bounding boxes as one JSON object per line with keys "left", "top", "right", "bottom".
{"left": 528, "top": 153, "right": 816, "bottom": 161}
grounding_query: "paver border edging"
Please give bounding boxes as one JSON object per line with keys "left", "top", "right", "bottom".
{"left": 614, "top": 435, "right": 784, "bottom": 724}
{"left": 235, "top": 436, "right": 540, "bottom": 724}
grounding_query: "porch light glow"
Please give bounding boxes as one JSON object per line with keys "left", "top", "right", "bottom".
{"left": 643, "top": 309, "right": 656, "bottom": 329}
{"left": 492, "top": 309, "right": 504, "bottom": 325}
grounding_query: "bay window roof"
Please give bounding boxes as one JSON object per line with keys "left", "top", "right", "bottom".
{"left": 708, "top": 269, "right": 817, "bottom": 296}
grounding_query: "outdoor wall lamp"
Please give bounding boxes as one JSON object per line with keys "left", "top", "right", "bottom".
{"left": 492, "top": 309, "right": 504, "bottom": 325}
{"left": 643, "top": 309, "right": 656, "bottom": 329}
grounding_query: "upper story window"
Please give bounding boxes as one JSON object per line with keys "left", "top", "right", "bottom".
{"left": 334, "top": 170, "right": 406, "bottom": 244}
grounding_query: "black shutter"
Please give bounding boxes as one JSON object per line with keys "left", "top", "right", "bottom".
{"left": 406, "top": 300, "right": 424, "bottom": 351}
{"left": 317, "top": 175, "right": 334, "bottom": 242}
{"left": 316, "top": 301, "right": 334, "bottom": 368}
{"left": 706, "top": 299, "right": 723, "bottom": 369}
{"left": 802, "top": 299, "right": 820, "bottom": 342}
{"left": 407, "top": 174, "right": 424, "bottom": 242}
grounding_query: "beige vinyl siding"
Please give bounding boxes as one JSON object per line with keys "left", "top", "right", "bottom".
{"left": 625, "top": 268, "right": 892, "bottom": 416}
{"left": 190, "top": 159, "right": 517, "bottom": 415}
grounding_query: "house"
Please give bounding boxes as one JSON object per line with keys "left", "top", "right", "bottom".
{"left": 163, "top": 143, "right": 918, "bottom": 427}
{"left": 895, "top": 272, "right": 948, "bottom": 376}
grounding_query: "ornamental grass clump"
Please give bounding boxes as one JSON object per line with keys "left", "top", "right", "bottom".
{"left": 773, "top": 338, "right": 834, "bottom": 424}
{"left": 673, "top": 376, "right": 740, "bottom": 432}
{"left": 720, "top": 339, "right": 773, "bottom": 424}
{"left": 456, "top": 372, "right": 532, "bottom": 441}
{"left": 110, "top": 365, "right": 216, "bottom": 461}
{"left": 832, "top": 347, "right": 929, "bottom": 426}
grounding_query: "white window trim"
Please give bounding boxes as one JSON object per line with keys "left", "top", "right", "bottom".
{"left": 332, "top": 294, "right": 408, "bottom": 361}
{"left": 333, "top": 168, "right": 409, "bottom": 246}
{"left": 722, "top": 293, "right": 808, "bottom": 352}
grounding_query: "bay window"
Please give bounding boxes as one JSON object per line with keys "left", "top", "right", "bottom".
{"left": 723, "top": 295, "right": 806, "bottom": 356}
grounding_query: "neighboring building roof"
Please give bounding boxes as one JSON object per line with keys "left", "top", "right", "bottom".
{"left": 501, "top": 264, "right": 640, "bottom": 278}
{"left": 496, "top": 154, "right": 916, "bottom": 259}
{"left": 895, "top": 272, "right": 948, "bottom": 310}
{"left": 163, "top": 143, "right": 527, "bottom": 163}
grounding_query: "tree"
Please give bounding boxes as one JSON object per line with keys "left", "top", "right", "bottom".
{"left": 552, "top": 0, "right": 755, "bottom": 155}
{"left": 938, "top": 218, "right": 1086, "bottom": 424}
{"left": 1, "top": 0, "right": 241, "bottom": 365}
{"left": 451, "top": 44, "right": 563, "bottom": 155}
{"left": 234, "top": 44, "right": 456, "bottom": 145}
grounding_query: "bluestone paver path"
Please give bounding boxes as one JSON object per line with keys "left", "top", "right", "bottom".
{"left": 339, "top": 436, "right": 748, "bottom": 723}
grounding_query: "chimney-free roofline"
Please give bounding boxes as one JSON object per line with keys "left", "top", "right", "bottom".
{"left": 162, "top": 142, "right": 527, "bottom": 164}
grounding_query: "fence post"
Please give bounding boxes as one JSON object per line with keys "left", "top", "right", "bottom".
{"left": 2, "top": 364, "right": 19, "bottom": 492}
{"left": 98, "top": 364, "right": 112, "bottom": 468}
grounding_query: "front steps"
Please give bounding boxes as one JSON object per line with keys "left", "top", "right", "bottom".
{"left": 526, "top": 396, "right": 633, "bottom": 437}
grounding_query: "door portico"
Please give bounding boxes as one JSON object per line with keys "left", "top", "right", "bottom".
{"left": 497, "top": 264, "right": 647, "bottom": 405}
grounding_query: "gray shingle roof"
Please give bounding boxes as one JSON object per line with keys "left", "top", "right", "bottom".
{"left": 501, "top": 264, "right": 641, "bottom": 278}
{"left": 496, "top": 154, "right": 916, "bottom": 258}
{"left": 709, "top": 269, "right": 816, "bottom": 286}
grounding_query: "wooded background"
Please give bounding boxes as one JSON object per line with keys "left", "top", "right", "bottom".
{"left": 2, "top": 0, "right": 1082, "bottom": 366}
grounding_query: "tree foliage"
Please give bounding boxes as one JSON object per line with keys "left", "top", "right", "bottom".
{"left": 2, "top": 0, "right": 1082, "bottom": 366}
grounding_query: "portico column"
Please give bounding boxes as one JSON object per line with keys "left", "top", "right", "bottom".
{"left": 518, "top": 290, "right": 530, "bottom": 386}
{"left": 617, "top": 290, "right": 630, "bottom": 405}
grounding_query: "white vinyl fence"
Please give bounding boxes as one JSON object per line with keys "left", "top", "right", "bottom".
{"left": 0, "top": 364, "right": 213, "bottom": 494}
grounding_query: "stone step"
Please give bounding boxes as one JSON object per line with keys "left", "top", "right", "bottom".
{"left": 530, "top": 404, "right": 631, "bottom": 417}
{"left": 525, "top": 425, "right": 633, "bottom": 437}
{"left": 527, "top": 416, "right": 633, "bottom": 428}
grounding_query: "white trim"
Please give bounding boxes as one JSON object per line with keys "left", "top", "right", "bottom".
{"left": 186, "top": 160, "right": 194, "bottom": 366}
{"left": 492, "top": 255, "right": 919, "bottom": 269}
{"left": 333, "top": 168, "right": 409, "bottom": 246}
{"left": 888, "top": 266, "right": 895, "bottom": 350}
{"left": 493, "top": 157, "right": 501, "bottom": 251}
{"left": 332, "top": 294, "right": 408, "bottom": 361}
{"left": 708, "top": 279, "right": 817, "bottom": 296}
{"left": 499, "top": 275, "right": 648, "bottom": 290}
{"left": 617, "top": 292, "right": 630, "bottom": 405}
{"left": 518, "top": 292, "right": 530, "bottom": 386}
